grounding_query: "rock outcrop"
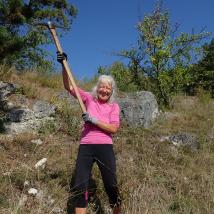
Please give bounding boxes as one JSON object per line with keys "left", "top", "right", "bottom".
{"left": 117, "top": 91, "right": 159, "bottom": 128}
{"left": 0, "top": 81, "right": 56, "bottom": 134}
{"left": 160, "top": 132, "right": 200, "bottom": 151}
{"left": 58, "top": 90, "right": 159, "bottom": 128}
{"left": 0, "top": 81, "right": 16, "bottom": 100}
{"left": 0, "top": 81, "right": 159, "bottom": 134}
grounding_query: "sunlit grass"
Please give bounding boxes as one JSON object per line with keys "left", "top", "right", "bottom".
{"left": 0, "top": 69, "right": 214, "bottom": 213}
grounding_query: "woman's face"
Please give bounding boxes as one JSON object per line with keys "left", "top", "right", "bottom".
{"left": 97, "top": 81, "right": 112, "bottom": 102}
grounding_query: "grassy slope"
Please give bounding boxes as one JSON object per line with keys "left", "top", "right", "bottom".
{"left": 0, "top": 71, "right": 214, "bottom": 214}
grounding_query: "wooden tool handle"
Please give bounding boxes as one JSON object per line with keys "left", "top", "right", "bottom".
{"left": 49, "top": 27, "right": 86, "bottom": 113}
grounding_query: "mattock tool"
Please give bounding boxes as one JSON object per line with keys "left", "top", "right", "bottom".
{"left": 35, "top": 21, "right": 86, "bottom": 113}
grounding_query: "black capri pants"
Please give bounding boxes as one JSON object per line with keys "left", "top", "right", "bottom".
{"left": 73, "top": 144, "right": 121, "bottom": 208}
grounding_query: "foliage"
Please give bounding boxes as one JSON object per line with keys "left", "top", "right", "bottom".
{"left": 0, "top": 0, "right": 77, "bottom": 71}
{"left": 52, "top": 97, "right": 81, "bottom": 138}
{"left": 97, "top": 62, "right": 139, "bottom": 92}
{"left": 117, "top": 1, "right": 210, "bottom": 106}
{"left": 189, "top": 38, "right": 214, "bottom": 97}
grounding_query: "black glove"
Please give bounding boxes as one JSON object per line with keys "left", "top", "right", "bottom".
{"left": 57, "top": 51, "right": 67, "bottom": 64}
{"left": 82, "top": 112, "right": 98, "bottom": 124}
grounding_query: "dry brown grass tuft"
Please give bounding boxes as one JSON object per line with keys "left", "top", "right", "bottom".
{"left": 0, "top": 131, "right": 79, "bottom": 213}
{"left": 113, "top": 94, "right": 214, "bottom": 214}
{"left": 0, "top": 64, "right": 15, "bottom": 81}
{"left": 1, "top": 70, "right": 214, "bottom": 213}
{"left": 3, "top": 71, "right": 63, "bottom": 103}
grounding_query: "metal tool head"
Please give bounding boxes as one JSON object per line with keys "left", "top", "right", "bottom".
{"left": 47, "top": 21, "right": 55, "bottom": 29}
{"left": 33, "top": 21, "right": 68, "bottom": 30}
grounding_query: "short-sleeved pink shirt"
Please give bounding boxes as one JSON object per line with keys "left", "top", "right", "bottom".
{"left": 70, "top": 88, "right": 120, "bottom": 144}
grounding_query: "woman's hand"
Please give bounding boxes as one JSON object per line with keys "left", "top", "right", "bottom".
{"left": 82, "top": 112, "right": 119, "bottom": 134}
{"left": 57, "top": 51, "right": 67, "bottom": 64}
{"left": 82, "top": 112, "right": 98, "bottom": 124}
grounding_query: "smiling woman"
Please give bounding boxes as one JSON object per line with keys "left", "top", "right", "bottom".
{"left": 92, "top": 75, "right": 116, "bottom": 103}
{"left": 57, "top": 52, "right": 122, "bottom": 214}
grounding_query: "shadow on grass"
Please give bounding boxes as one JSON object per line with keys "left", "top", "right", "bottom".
{"left": 0, "top": 117, "right": 6, "bottom": 133}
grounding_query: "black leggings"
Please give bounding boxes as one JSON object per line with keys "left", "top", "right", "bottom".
{"left": 73, "top": 144, "right": 121, "bottom": 208}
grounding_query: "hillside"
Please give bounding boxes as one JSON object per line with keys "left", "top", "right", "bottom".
{"left": 0, "top": 71, "right": 214, "bottom": 214}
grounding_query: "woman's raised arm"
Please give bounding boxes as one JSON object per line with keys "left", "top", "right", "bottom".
{"left": 62, "top": 65, "right": 73, "bottom": 92}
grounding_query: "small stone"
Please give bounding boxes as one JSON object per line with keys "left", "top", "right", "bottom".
{"left": 31, "top": 139, "right": 43, "bottom": 145}
{"left": 28, "top": 188, "right": 38, "bottom": 196}
{"left": 24, "top": 180, "right": 30, "bottom": 186}
{"left": 35, "top": 158, "right": 47, "bottom": 169}
{"left": 169, "top": 132, "right": 199, "bottom": 151}
{"left": 159, "top": 136, "right": 169, "bottom": 142}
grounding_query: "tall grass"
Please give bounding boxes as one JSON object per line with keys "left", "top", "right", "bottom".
{"left": 1, "top": 69, "right": 214, "bottom": 213}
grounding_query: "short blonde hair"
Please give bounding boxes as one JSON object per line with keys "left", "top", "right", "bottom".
{"left": 92, "top": 75, "right": 116, "bottom": 103}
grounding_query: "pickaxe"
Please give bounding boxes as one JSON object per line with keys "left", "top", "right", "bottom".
{"left": 35, "top": 21, "right": 86, "bottom": 113}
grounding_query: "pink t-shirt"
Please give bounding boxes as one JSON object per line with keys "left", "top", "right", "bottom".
{"left": 70, "top": 88, "right": 120, "bottom": 144}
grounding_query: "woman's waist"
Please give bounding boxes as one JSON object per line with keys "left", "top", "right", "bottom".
{"left": 80, "top": 129, "right": 113, "bottom": 144}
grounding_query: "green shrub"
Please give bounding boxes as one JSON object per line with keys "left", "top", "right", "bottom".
{"left": 38, "top": 119, "right": 58, "bottom": 135}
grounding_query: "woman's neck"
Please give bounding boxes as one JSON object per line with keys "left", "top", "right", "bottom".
{"left": 97, "top": 98, "right": 109, "bottom": 104}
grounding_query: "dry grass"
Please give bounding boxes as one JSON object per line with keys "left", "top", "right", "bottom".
{"left": 1, "top": 71, "right": 64, "bottom": 103}
{"left": 0, "top": 132, "right": 78, "bottom": 214}
{"left": 1, "top": 70, "right": 214, "bottom": 213}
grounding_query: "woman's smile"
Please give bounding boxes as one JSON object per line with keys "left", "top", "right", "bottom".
{"left": 97, "top": 82, "right": 112, "bottom": 102}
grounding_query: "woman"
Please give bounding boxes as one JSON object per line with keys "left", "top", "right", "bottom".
{"left": 57, "top": 52, "right": 121, "bottom": 214}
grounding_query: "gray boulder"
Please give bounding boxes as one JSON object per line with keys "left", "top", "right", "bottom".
{"left": 7, "top": 108, "right": 34, "bottom": 122}
{"left": 1, "top": 81, "right": 159, "bottom": 133}
{"left": 169, "top": 132, "right": 199, "bottom": 151}
{"left": 56, "top": 91, "right": 77, "bottom": 106}
{"left": 0, "top": 81, "right": 16, "bottom": 100}
{"left": 33, "top": 101, "right": 56, "bottom": 118}
{"left": 0, "top": 82, "right": 56, "bottom": 134}
{"left": 117, "top": 91, "right": 159, "bottom": 128}
{"left": 4, "top": 101, "right": 56, "bottom": 134}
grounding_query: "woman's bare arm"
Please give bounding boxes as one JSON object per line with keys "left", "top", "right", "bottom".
{"left": 62, "top": 65, "right": 73, "bottom": 91}
{"left": 95, "top": 121, "right": 119, "bottom": 134}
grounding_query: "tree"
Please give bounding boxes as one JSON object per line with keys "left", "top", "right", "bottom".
{"left": 118, "top": 1, "right": 210, "bottom": 105}
{"left": 0, "top": 0, "right": 77, "bottom": 71}
{"left": 98, "top": 61, "right": 139, "bottom": 92}
{"left": 189, "top": 38, "right": 214, "bottom": 96}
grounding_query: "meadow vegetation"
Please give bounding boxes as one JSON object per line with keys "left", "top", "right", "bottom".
{"left": 0, "top": 1, "right": 213, "bottom": 213}
{"left": 0, "top": 71, "right": 214, "bottom": 214}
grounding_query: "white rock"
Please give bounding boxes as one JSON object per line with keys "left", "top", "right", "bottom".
{"left": 28, "top": 188, "right": 38, "bottom": 196}
{"left": 171, "top": 140, "right": 181, "bottom": 146}
{"left": 24, "top": 180, "right": 30, "bottom": 186}
{"left": 35, "top": 158, "right": 47, "bottom": 169}
{"left": 31, "top": 139, "right": 43, "bottom": 145}
{"left": 159, "top": 136, "right": 169, "bottom": 142}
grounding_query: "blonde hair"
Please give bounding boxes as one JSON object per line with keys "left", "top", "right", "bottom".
{"left": 92, "top": 75, "right": 116, "bottom": 103}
